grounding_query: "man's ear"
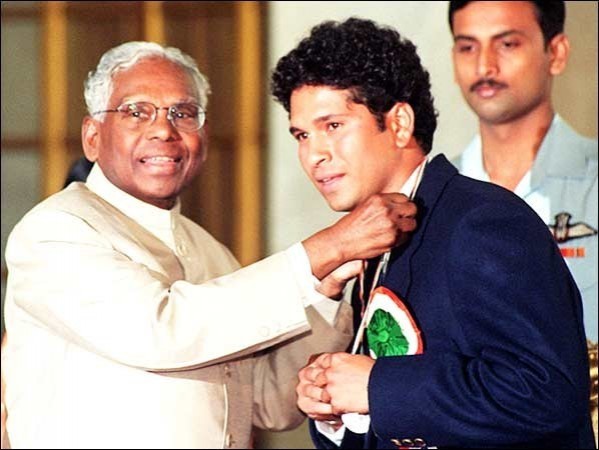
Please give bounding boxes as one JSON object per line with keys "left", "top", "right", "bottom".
{"left": 81, "top": 116, "right": 100, "bottom": 162}
{"left": 387, "top": 102, "right": 415, "bottom": 149}
{"left": 548, "top": 33, "right": 570, "bottom": 76}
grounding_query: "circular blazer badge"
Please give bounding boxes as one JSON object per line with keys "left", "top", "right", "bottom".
{"left": 364, "top": 286, "right": 423, "bottom": 358}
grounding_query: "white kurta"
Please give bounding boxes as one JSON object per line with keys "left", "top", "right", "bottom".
{"left": 3, "top": 165, "right": 353, "bottom": 449}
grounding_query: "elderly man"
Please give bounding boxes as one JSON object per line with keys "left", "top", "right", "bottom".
{"left": 1, "top": 41, "right": 416, "bottom": 449}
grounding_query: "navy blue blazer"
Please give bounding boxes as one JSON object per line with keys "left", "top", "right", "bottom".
{"left": 311, "top": 155, "right": 594, "bottom": 449}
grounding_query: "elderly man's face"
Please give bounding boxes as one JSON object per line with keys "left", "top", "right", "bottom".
{"left": 83, "top": 57, "right": 206, "bottom": 209}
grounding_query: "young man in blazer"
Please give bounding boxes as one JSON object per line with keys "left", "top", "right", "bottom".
{"left": 271, "top": 17, "right": 595, "bottom": 448}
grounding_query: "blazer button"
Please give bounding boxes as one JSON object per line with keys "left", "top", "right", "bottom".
{"left": 390, "top": 437, "right": 429, "bottom": 449}
{"left": 225, "top": 433, "right": 233, "bottom": 447}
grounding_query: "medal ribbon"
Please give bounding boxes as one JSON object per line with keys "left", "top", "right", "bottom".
{"left": 351, "top": 159, "right": 426, "bottom": 355}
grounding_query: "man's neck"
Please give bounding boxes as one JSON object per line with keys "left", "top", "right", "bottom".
{"left": 386, "top": 146, "right": 427, "bottom": 196}
{"left": 479, "top": 106, "right": 554, "bottom": 192}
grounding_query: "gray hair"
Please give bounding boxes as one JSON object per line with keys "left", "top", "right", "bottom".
{"left": 84, "top": 41, "right": 211, "bottom": 120}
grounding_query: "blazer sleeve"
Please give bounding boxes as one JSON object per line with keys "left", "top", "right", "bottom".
{"left": 367, "top": 203, "right": 590, "bottom": 447}
{"left": 5, "top": 208, "right": 314, "bottom": 371}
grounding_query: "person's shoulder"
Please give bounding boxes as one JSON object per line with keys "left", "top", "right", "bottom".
{"left": 555, "top": 117, "right": 597, "bottom": 161}
{"left": 28, "top": 182, "right": 108, "bottom": 219}
{"left": 451, "top": 170, "right": 521, "bottom": 205}
{"left": 570, "top": 131, "right": 597, "bottom": 166}
{"left": 13, "top": 182, "right": 128, "bottom": 239}
{"left": 425, "top": 155, "right": 542, "bottom": 232}
{"left": 446, "top": 179, "right": 552, "bottom": 252}
{"left": 17, "top": 183, "right": 88, "bottom": 218}
{"left": 427, "top": 153, "right": 516, "bottom": 205}
{"left": 566, "top": 128, "right": 598, "bottom": 180}
{"left": 447, "top": 172, "right": 545, "bottom": 229}
{"left": 7, "top": 184, "right": 110, "bottom": 246}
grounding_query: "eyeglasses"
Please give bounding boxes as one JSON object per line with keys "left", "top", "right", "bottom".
{"left": 93, "top": 101, "right": 205, "bottom": 132}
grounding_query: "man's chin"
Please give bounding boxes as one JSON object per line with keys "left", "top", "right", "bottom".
{"left": 468, "top": 99, "right": 519, "bottom": 125}
{"left": 135, "top": 186, "right": 180, "bottom": 209}
{"left": 144, "top": 195, "right": 178, "bottom": 210}
{"left": 325, "top": 197, "right": 354, "bottom": 213}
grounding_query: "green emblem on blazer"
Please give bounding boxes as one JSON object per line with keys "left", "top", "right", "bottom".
{"left": 363, "top": 287, "right": 423, "bottom": 359}
{"left": 366, "top": 309, "right": 409, "bottom": 357}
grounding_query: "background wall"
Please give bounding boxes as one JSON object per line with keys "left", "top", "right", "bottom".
{"left": 261, "top": 1, "right": 597, "bottom": 448}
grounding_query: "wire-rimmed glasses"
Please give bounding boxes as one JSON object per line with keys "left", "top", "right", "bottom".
{"left": 93, "top": 101, "right": 205, "bottom": 132}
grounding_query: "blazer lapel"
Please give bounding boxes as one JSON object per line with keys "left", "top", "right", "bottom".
{"left": 387, "top": 154, "right": 458, "bottom": 298}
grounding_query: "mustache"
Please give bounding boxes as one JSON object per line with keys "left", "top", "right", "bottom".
{"left": 470, "top": 78, "right": 508, "bottom": 92}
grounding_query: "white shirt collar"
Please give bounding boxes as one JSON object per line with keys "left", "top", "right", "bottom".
{"left": 460, "top": 134, "right": 489, "bottom": 182}
{"left": 399, "top": 157, "right": 429, "bottom": 199}
{"left": 85, "top": 164, "right": 181, "bottom": 248}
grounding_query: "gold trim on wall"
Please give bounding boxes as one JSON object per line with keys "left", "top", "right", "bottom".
{"left": 41, "top": 1, "right": 69, "bottom": 198}
{"left": 143, "top": 1, "right": 165, "bottom": 44}
{"left": 233, "top": 1, "right": 263, "bottom": 265}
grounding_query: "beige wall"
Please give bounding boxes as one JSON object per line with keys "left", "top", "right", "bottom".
{"left": 555, "top": 1, "right": 598, "bottom": 138}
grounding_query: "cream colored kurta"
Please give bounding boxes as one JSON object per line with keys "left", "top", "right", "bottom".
{"left": 2, "top": 165, "right": 352, "bottom": 449}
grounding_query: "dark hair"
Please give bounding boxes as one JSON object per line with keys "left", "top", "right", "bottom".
{"left": 448, "top": 1, "right": 566, "bottom": 46}
{"left": 270, "top": 18, "right": 437, "bottom": 154}
{"left": 63, "top": 157, "right": 94, "bottom": 188}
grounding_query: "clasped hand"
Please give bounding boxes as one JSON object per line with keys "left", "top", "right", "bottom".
{"left": 296, "top": 352, "right": 375, "bottom": 425}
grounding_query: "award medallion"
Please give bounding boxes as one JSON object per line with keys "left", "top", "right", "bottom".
{"left": 365, "top": 286, "right": 423, "bottom": 358}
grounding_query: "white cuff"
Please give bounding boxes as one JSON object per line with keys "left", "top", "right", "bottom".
{"left": 314, "top": 420, "right": 347, "bottom": 446}
{"left": 342, "top": 412, "right": 371, "bottom": 434}
{"left": 284, "top": 243, "right": 342, "bottom": 325}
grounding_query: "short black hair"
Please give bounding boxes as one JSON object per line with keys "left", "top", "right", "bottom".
{"left": 270, "top": 17, "right": 437, "bottom": 154}
{"left": 448, "top": 1, "right": 566, "bottom": 46}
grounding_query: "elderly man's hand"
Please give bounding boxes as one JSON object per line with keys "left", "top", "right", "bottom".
{"left": 304, "top": 193, "right": 417, "bottom": 279}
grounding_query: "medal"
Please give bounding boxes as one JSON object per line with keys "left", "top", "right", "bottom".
{"left": 350, "top": 159, "right": 426, "bottom": 357}
{"left": 342, "top": 160, "right": 426, "bottom": 433}
{"left": 365, "top": 286, "right": 423, "bottom": 358}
